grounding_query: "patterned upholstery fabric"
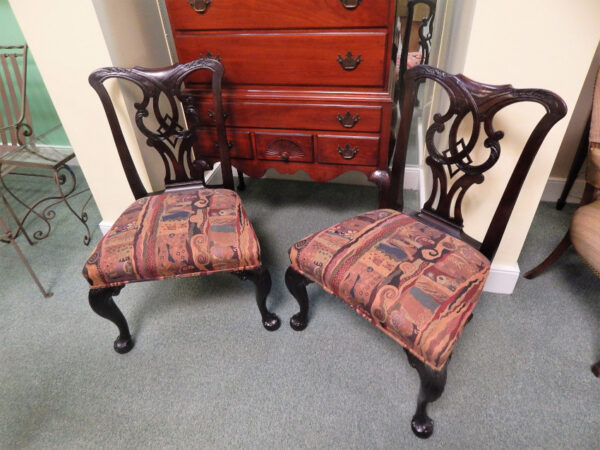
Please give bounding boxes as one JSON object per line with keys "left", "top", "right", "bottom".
{"left": 83, "top": 188, "right": 261, "bottom": 289}
{"left": 289, "top": 209, "right": 490, "bottom": 371}
{"left": 406, "top": 51, "right": 423, "bottom": 69}
{"left": 571, "top": 199, "right": 600, "bottom": 277}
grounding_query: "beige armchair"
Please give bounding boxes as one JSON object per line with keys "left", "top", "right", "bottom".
{"left": 524, "top": 67, "right": 600, "bottom": 377}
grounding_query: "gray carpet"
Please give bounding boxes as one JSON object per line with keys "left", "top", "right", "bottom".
{"left": 1, "top": 170, "right": 599, "bottom": 449}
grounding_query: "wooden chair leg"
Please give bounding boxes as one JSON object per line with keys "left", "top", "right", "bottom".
{"left": 556, "top": 116, "right": 589, "bottom": 210}
{"left": 88, "top": 286, "right": 134, "bottom": 354}
{"left": 523, "top": 231, "right": 572, "bottom": 279}
{"left": 236, "top": 169, "right": 246, "bottom": 191}
{"left": 285, "top": 266, "right": 312, "bottom": 331}
{"left": 233, "top": 266, "right": 280, "bottom": 331}
{"left": 405, "top": 349, "right": 448, "bottom": 439}
{"left": 592, "top": 360, "right": 600, "bottom": 377}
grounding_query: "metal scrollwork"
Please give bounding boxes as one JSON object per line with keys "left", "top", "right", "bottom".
{"left": 337, "top": 144, "right": 359, "bottom": 160}
{"left": 336, "top": 111, "right": 360, "bottom": 128}
{"left": 188, "top": 0, "right": 211, "bottom": 14}
{"left": 337, "top": 51, "right": 362, "bottom": 71}
{"left": 339, "top": 0, "right": 362, "bottom": 9}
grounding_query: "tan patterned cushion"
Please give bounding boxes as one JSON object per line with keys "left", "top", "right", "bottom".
{"left": 289, "top": 209, "right": 490, "bottom": 371}
{"left": 83, "top": 188, "right": 261, "bottom": 289}
{"left": 571, "top": 199, "right": 600, "bottom": 275}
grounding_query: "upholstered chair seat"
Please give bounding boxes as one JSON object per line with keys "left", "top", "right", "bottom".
{"left": 570, "top": 200, "right": 600, "bottom": 277}
{"left": 84, "top": 188, "right": 261, "bottom": 289}
{"left": 289, "top": 209, "right": 490, "bottom": 371}
{"left": 406, "top": 51, "right": 423, "bottom": 69}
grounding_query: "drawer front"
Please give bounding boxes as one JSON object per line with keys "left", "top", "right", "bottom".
{"left": 255, "top": 132, "right": 314, "bottom": 162}
{"left": 317, "top": 134, "right": 379, "bottom": 166}
{"left": 166, "top": 0, "right": 391, "bottom": 31}
{"left": 196, "top": 100, "right": 383, "bottom": 133}
{"left": 175, "top": 30, "right": 387, "bottom": 88}
{"left": 195, "top": 129, "right": 253, "bottom": 159}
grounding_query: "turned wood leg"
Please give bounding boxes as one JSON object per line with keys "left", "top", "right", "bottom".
{"left": 88, "top": 286, "right": 134, "bottom": 354}
{"left": 285, "top": 266, "right": 312, "bottom": 331}
{"left": 236, "top": 169, "right": 246, "bottom": 191}
{"left": 233, "top": 266, "right": 280, "bottom": 331}
{"left": 405, "top": 350, "right": 448, "bottom": 439}
{"left": 523, "top": 231, "right": 571, "bottom": 279}
{"left": 592, "top": 360, "right": 600, "bottom": 377}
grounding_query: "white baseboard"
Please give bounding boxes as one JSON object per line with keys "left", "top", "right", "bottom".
{"left": 541, "top": 176, "right": 585, "bottom": 204}
{"left": 403, "top": 165, "right": 420, "bottom": 191}
{"left": 483, "top": 263, "right": 520, "bottom": 294}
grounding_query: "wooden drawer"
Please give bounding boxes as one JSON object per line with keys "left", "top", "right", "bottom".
{"left": 175, "top": 30, "right": 387, "bottom": 88}
{"left": 196, "top": 100, "right": 383, "bottom": 133}
{"left": 195, "top": 129, "right": 253, "bottom": 159}
{"left": 317, "top": 134, "right": 379, "bottom": 166}
{"left": 165, "top": 0, "right": 391, "bottom": 31}
{"left": 255, "top": 132, "right": 314, "bottom": 162}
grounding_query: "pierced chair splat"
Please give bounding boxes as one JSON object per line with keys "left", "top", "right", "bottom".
{"left": 83, "top": 58, "right": 280, "bottom": 354}
{"left": 285, "top": 65, "right": 567, "bottom": 438}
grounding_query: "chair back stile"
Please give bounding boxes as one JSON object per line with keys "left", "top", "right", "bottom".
{"left": 0, "top": 45, "right": 33, "bottom": 150}
{"left": 88, "top": 58, "right": 233, "bottom": 200}
{"left": 390, "top": 65, "right": 567, "bottom": 261}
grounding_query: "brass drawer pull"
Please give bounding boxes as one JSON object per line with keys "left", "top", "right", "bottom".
{"left": 336, "top": 112, "right": 360, "bottom": 128}
{"left": 280, "top": 152, "right": 290, "bottom": 161}
{"left": 338, "top": 144, "right": 359, "bottom": 160}
{"left": 340, "top": 0, "right": 362, "bottom": 9}
{"left": 337, "top": 51, "right": 362, "bottom": 71}
{"left": 188, "top": 0, "right": 211, "bottom": 14}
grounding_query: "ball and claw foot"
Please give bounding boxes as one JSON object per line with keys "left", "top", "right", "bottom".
{"left": 411, "top": 414, "right": 434, "bottom": 439}
{"left": 114, "top": 335, "right": 134, "bottom": 354}
{"left": 592, "top": 360, "right": 600, "bottom": 377}
{"left": 262, "top": 313, "right": 281, "bottom": 331}
{"left": 290, "top": 313, "right": 308, "bottom": 331}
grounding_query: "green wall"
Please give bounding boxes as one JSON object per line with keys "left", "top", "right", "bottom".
{"left": 0, "top": 0, "right": 68, "bottom": 145}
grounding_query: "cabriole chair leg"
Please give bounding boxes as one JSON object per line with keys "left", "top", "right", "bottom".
{"left": 592, "top": 360, "right": 600, "bottom": 377}
{"left": 234, "top": 266, "right": 280, "bottom": 331}
{"left": 285, "top": 266, "right": 312, "bottom": 331}
{"left": 88, "top": 286, "right": 134, "bottom": 354}
{"left": 405, "top": 350, "right": 448, "bottom": 439}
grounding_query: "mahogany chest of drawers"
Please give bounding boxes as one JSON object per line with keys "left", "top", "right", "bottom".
{"left": 164, "top": 0, "right": 397, "bottom": 189}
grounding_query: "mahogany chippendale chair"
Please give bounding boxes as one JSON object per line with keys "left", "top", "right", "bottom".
{"left": 285, "top": 65, "right": 566, "bottom": 438}
{"left": 83, "top": 58, "right": 280, "bottom": 354}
